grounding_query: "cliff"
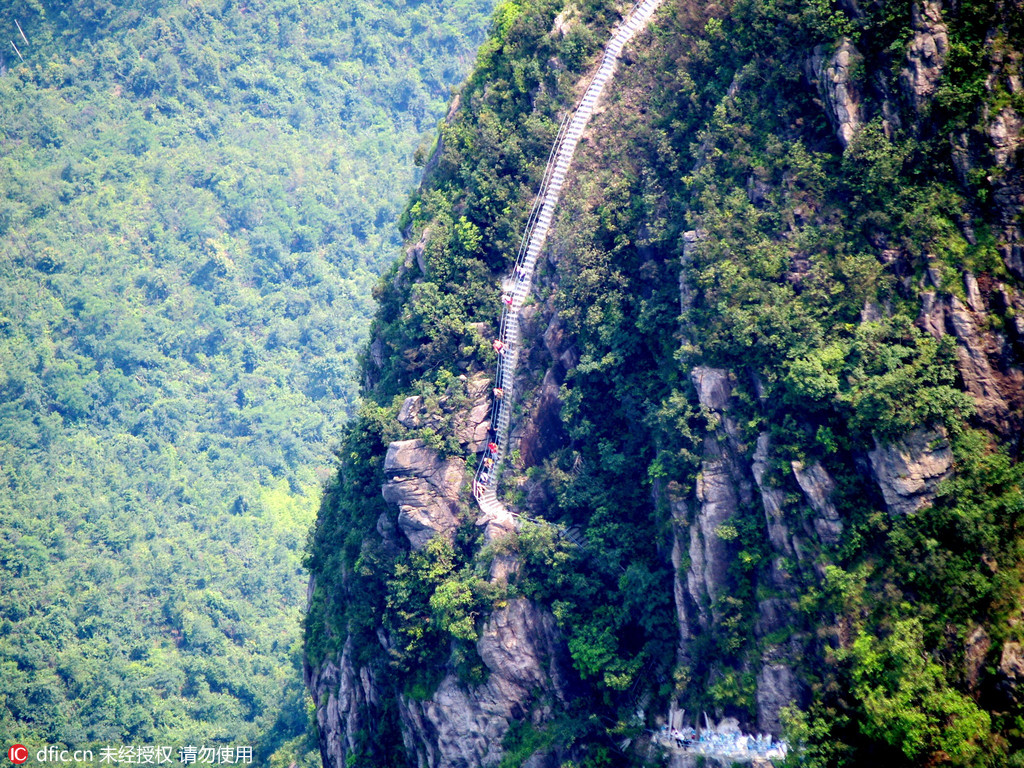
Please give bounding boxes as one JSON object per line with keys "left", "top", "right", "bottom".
{"left": 305, "top": 0, "right": 1024, "bottom": 766}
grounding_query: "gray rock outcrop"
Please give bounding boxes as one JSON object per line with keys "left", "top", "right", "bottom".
{"left": 396, "top": 373, "right": 492, "bottom": 451}
{"left": 306, "top": 635, "right": 382, "bottom": 768}
{"left": 987, "top": 106, "right": 1021, "bottom": 169}
{"left": 751, "top": 433, "right": 796, "bottom": 566}
{"left": 965, "top": 626, "right": 991, "bottom": 690}
{"left": 791, "top": 460, "right": 843, "bottom": 545}
{"left": 900, "top": 1, "right": 948, "bottom": 115}
{"left": 382, "top": 439, "right": 464, "bottom": 550}
{"left": 399, "top": 395, "right": 425, "bottom": 427}
{"left": 917, "top": 275, "right": 1024, "bottom": 435}
{"left": 399, "top": 599, "right": 573, "bottom": 768}
{"left": 756, "top": 661, "right": 798, "bottom": 734}
{"left": 670, "top": 375, "right": 817, "bottom": 736}
{"left": 382, "top": 372, "right": 495, "bottom": 550}
{"left": 669, "top": 492, "right": 696, "bottom": 651}
{"left": 998, "top": 641, "right": 1024, "bottom": 706}
{"left": 948, "top": 295, "right": 1014, "bottom": 430}
{"left": 685, "top": 367, "right": 752, "bottom": 627}
{"left": 868, "top": 427, "right": 953, "bottom": 516}
{"left": 808, "top": 38, "right": 865, "bottom": 147}
{"left": 986, "top": 103, "right": 1024, "bottom": 280}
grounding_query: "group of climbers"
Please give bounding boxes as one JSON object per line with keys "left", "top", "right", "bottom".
{"left": 473, "top": 437, "right": 501, "bottom": 499}
{"left": 484, "top": 440, "right": 498, "bottom": 467}
{"left": 481, "top": 252, "right": 531, "bottom": 495}
{"left": 486, "top": 263, "right": 527, "bottom": 470}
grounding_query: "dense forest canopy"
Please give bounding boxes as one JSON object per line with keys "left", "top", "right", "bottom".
{"left": 0, "top": 0, "right": 496, "bottom": 760}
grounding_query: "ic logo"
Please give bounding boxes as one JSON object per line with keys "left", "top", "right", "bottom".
{"left": 7, "top": 745, "right": 28, "bottom": 764}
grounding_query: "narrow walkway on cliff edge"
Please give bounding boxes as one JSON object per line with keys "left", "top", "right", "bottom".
{"left": 469, "top": 5, "right": 793, "bottom": 761}
{"left": 472, "top": 0, "right": 666, "bottom": 527}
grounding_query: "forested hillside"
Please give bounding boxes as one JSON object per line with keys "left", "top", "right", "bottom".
{"left": 304, "top": 0, "right": 1024, "bottom": 765}
{"left": 0, "top": 0, "right": 496, "bottom": 760}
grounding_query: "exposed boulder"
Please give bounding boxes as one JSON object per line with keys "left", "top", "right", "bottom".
{"left": 405, "top": 226, "right": 431, "bottom": 275}
{"left": 997, "top": 641, "right": 1024, "bottom": 707}
{"left": 900, "top": 1, "right": 948, "bottom": 115}
{"left": 398, "top": 395, "right": 425, "bottom": 427}
{"left": 382, "top": 439, "right": 464, "bottom": 550}
{"left": 868, "top": 427, "right": 953, "bottom": 516}
{"left": 791, "top": 460, "right": 843, "bottom": 545}
{"left": 551, "top": 6, "right": 578, "bottom": 38}
{"left": 398, "top": 599, "right": 573, "bottom": 768}
{"left": 691, "top": 365, "right": 732, "bottom": 411}
{"left": 918, "top": 289, "right": 946, "bottom": 340}
{"left": 808, "top": 38, "right": 865, "bottom": 148}
{"left": 964, "top": 271, "right": 985, "bottom": 313}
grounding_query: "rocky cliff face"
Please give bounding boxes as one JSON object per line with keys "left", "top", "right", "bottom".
{"left": 398, "top": 600, "right": 574, "bottom": 768}
{"left": 670, "top": 368, "right": 810, "bottom": 733}
{"left": 306, "top": 0, "right": 1024, "bottom": 764}
{"left": 378, "top": 380, "right": 576, "bottom": 768}
{"left": 901, "top": 0, "right": 949, "bottom": 116}
{"left": 808, "top": 38, "right": 865, "bottom": 148}
{"left": 668, "top": 0, "right": 1023, "bottom": 744}
{"left": 307, "top": 632, "right": 383, "bottom": 768}
{"left": 307, "top": 362, "right": 576, "bottom": 768}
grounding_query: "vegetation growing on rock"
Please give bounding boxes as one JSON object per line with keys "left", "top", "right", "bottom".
{"left": 303, "top": 0, "right": 1024, "bottom": 765}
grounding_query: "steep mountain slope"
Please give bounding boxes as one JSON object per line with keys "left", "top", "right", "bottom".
{"left": 0, "top": 0, "right": 495, "bottom": 758}
{"left": 304, "top": 0, "right": 1024, "bottom": 765}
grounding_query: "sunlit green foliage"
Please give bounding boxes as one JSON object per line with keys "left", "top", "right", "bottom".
{"left": 0, "top": 0, "right": 496, "bottom": 756}
{"left": 841, "top": 618, "right": 991, "bottom": 762}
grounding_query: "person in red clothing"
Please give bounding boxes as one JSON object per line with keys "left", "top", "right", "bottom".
{"left": 503, "top": 293, "right": 513, "bottom": 306}
{"left": 487, "top": 442, "right": 499, "bottom": 455}
{"left": 493, "top": 387, "right": 504, "bottom": 399}
{"left": 492, "top": 340, "right": 505, "bottom": 354}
